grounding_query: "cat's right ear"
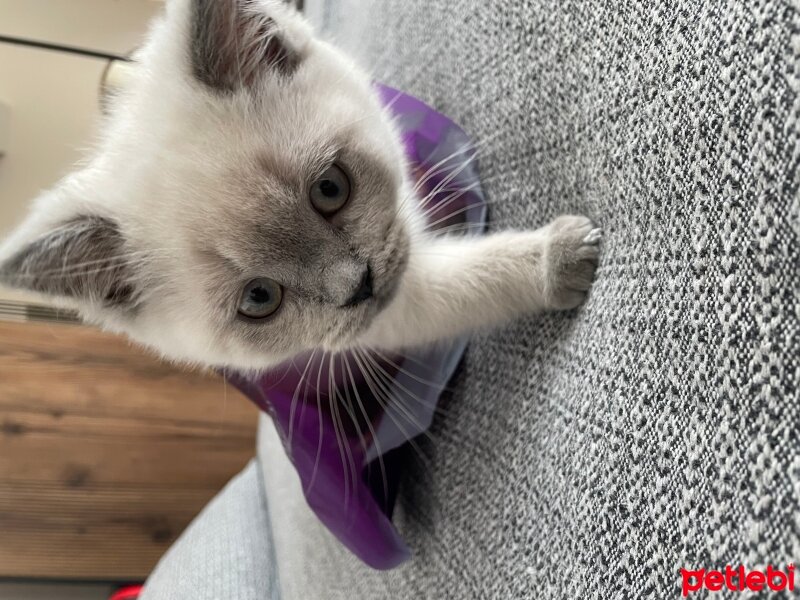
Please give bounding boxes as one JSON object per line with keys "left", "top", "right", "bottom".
{"left": 189, "top": 0, "right": 307, "bottom": 93}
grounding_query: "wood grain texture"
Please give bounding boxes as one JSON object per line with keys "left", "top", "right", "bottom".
{"left": 0, "top": 320, "right": 259, "bottom": 580}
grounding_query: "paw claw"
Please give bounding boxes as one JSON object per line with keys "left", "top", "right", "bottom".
{"left": 583, "top": 228, "right": 603, "bottom": 245}
{"left": 542, "top": 215, "right": 601, "bottom": 311}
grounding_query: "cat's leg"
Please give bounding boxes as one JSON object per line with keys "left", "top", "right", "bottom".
{"left": 361, "top": 215, "right": 601, "bottom": 351}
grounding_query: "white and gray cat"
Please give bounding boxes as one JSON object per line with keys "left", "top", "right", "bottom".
{"left": 0, "top": 0, "right": 600, "bottom": 372}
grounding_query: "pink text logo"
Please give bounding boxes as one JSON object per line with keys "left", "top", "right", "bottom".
{"left": 680, "top": 565, "right": 795, "bottom": 597}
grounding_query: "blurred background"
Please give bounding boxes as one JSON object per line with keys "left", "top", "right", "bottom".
{"left": 0, "top": 0, "right": 154, "bottom": 244}
{"left": 0, "top": 2, "right": 258, "bottom": 598}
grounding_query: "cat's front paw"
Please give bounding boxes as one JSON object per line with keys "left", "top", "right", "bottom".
{"left": 540, "top": 215, "right": 602, "bottom": 310}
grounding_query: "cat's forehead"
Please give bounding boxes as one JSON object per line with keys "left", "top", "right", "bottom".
{"left": 168, "top": 87, "right": 396, "bottom": 197}
{"left": 172, "top": 91, "right": 384, "bottom": 180}
{"left": 174, "top": 121, "right": 400, "bottom": 249}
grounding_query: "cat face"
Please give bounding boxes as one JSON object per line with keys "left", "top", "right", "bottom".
{"left": 0, "top": 0, "right": 416, "bottom": 370}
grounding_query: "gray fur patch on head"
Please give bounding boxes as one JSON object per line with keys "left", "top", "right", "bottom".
{"left": 191, "top": 0, "right": 300, "bottom": 92}
{"left": 0, "top": 216, "right": 138, "bottom": 308}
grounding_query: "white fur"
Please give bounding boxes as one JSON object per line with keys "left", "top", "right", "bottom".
{"left": 0, "top": 0, "right": 600, "bottom": 372}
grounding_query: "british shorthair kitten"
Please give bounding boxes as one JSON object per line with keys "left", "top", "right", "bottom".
{"left": 0, "top": 0, "right": 600, "bottom": 372}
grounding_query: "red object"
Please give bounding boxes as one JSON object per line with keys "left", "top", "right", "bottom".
{"left": 109, "top": 585, "right": 144, "bottom": 600}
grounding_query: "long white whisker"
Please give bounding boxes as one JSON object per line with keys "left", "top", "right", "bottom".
{"left": 306, "top": 350, "right": 328, "bottom": 495}
{"left": 328, "top": 352, "right": 355, "bottom": 510}
{"left": 333, "top": 354, "right": 370, "bottom": 516}
{"left": 342, "top": 351, "right": 390, "bottom": 510}
{"left": 359, "top": 350, "right": 453, "bottom": 425}
{"left": 365, "top": 346, "right": 456, "bottom": 416}
{"left": 351, "top": 349, "right": 433, "bottom": 468}
{"left": 287, "top": 349, "right": 317, "bottom": 449}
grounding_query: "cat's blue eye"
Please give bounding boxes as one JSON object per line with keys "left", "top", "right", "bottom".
{"left": 310, "top": 164, "right": 351, "bottom": 216}
{"left": 238, "top": 278, "right": 283, "bottom": 319}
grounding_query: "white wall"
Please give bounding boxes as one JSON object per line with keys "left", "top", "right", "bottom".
{"left": 0, "top": 0, "right": 162, "bottom": 238}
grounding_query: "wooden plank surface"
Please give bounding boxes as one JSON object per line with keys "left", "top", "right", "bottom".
{"left": 0, "top": 320, "right": 259, "bottom": 580}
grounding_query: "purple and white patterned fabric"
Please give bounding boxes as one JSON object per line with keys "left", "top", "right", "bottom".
{"left": 228, "top": 84, "right": 486, "bottom": 570}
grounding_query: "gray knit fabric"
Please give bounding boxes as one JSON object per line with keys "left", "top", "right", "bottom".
{"left": 298, "top": 0, "right": 800, "bottom": 597}
{"left": 143, "top": 0, "right": 799, "bottom": 598}
{"left": 140, "top": 461, "right": 279, "bottom": 600}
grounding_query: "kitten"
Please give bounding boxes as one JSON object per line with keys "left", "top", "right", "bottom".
{"left": 0, "top": 0, "right": 600, "bottom": 372}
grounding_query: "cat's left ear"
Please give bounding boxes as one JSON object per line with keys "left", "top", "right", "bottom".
{"left": 189, "top": 0, "right": 308, "bottom": 92}
{"left": 0, "top": 216, "right": 138, "bottom": 310}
